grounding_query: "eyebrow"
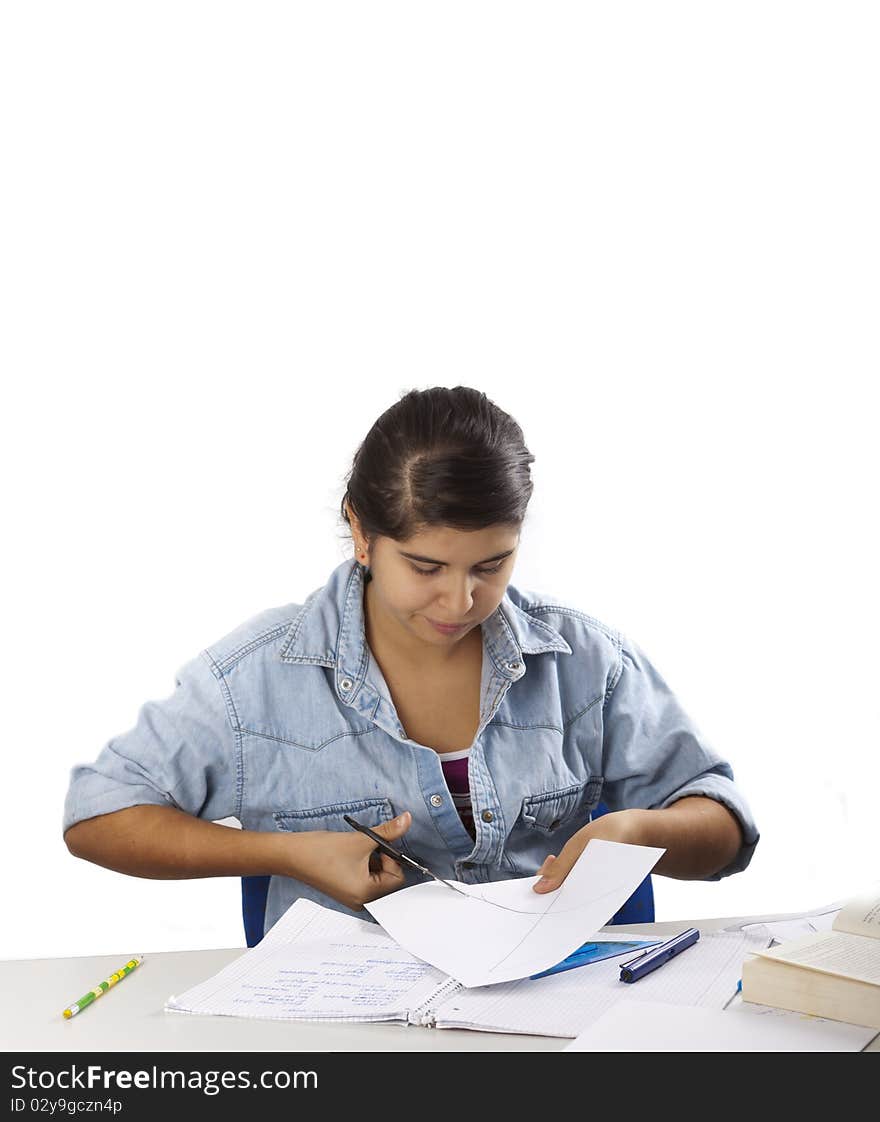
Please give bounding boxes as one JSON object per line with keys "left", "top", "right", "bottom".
{"left": 398, "top": 549, "right": 516, "bottom": 566}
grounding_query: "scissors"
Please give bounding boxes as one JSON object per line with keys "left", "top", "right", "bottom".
{"left": 343, "top": 814, "right": 470, "bottom": 897}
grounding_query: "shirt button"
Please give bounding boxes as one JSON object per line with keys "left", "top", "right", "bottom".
{"left": 508, "top": 661, "right": 521, "bottom": 671}
{"left": 430, "top": 794, "right": 443, "bottom": 808}
{"left": 481, "top": 809, "right": 494, "bottom": 823}
{"left": 340, "top": 677, "right": 353, "bottom": 692}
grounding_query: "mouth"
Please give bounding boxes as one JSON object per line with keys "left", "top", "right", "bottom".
{"left": 426, "top": 618, "right": 468, "bottom": 633}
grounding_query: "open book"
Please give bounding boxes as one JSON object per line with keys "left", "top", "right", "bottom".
{"left": 741, "top": 890, "right": 880, "bottom": 1029}
{"left": 165, "top": 898, "right": 766, "bottom": 1037}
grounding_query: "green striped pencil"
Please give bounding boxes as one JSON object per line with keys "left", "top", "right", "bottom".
{"left": 62, "top": 956, "right": 143, "bottom": 1019}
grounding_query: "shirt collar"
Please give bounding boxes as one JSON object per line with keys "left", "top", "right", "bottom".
{"left": 278, "top": 559, "right": 572, "bottom": 701}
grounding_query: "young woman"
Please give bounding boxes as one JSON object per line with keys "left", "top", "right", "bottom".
{"left": 64, "top": 386, "right": 758, "bottom": 938}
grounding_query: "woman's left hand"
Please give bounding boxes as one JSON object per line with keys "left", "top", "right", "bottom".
{"left": 531, "top": 808, "right": 646, "bottom": 893}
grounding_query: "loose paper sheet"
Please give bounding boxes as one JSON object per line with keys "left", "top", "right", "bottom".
{"left": 366, "top": 838, "right": 664, "bottom": 987}
{"left": 730, "top": 904, "right": 842, "bottom": 944}
{"left": 563, "top": 999, "right": 876, "bottom": 1051}
{"left": 434, "top": 928, "right": 766, "bottom": 1036}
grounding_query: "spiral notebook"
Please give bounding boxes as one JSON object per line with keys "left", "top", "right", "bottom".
{"left": 165, "top": 898, "right": 767, "bottom": 1037}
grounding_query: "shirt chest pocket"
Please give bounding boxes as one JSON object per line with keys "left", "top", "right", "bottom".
{"left": 519, "top": 777, "right": 605, "bottom": 835}
{"left": 273, "top": 796, "right": 394, "bottom": 833}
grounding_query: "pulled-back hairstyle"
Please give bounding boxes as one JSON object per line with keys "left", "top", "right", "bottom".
{"left": 340, "top": 386, "right": 535, "bottom": 551}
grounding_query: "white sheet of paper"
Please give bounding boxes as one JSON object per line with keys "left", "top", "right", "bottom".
{"left": 739, "top": 911, "right": 842, "bottom": 945}
{"left": 564, "top": 999, "right": 876, "bottom": 1051}
{"left": 366, "top": 838, "right": 664, "bottom": 987}
{"left": 727, "top": 903, "right": 842, "bottom": 937}
{"left": 764, "top": 919, "right": 835, "bottom": 943}
{"left": 436, "top": 928, "right": 765, "bottom": 1036}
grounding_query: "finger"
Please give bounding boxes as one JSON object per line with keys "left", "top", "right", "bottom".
{"left": 363, "top": 814, "right": 412, "bottom": 881}
{"left": 533, "top": 855, "right": 560, "bottom": 891}
{"left": 533, "top": 847, "right": 578, "bottom": 893}
{"left": 368, "top": 847, "right": 407, "bottom": 880}
{"left": 364, "top": 855, "right": 410, "bottom": 903}
{"left": 536, "top": 853, "right": 556, "bottom": 877}
{"left": 365, "top": 851, "right": 407, "bottom": 897}
{"left": 376, "top": 851, "right": 407, "bottom": 882}
{"left": 372, "top": 811, "right": 412, "bottom": 842}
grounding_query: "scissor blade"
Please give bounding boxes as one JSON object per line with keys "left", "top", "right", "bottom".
{"left": 425, "top": 869, "right": 472, "bottom": 897}
{"left": 401, "top": 850, "right": 470, "bottom": 896}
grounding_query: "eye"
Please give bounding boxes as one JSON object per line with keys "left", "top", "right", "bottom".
{"left": 410, "top": 563, "right": 504, "bottom": 577}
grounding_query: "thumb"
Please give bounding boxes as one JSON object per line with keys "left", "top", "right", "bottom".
{"left": 372, "top": 811, "right": 412, "bottom": 842}
{"left": 536, "top": 853, "right": 557, "bottom": 877}
{"left": 534, "top": 852, "right": 570, "bottom": 893}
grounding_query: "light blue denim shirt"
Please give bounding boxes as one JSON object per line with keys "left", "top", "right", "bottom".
{"left": 64, "top": 558, "right": 759, "bottom": 934}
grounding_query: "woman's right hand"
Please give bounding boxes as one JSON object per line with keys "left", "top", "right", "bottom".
{"left": 64, "top": 804, "right": 415, "bottom": 912}
{"left": 280, "top": 811, "right": 413, "bottom": 911}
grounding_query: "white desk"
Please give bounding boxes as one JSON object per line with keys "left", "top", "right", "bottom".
{"left": 3, "top": 914, "right": 877, "bottom": 1052}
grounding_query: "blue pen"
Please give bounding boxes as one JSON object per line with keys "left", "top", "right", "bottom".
{"left": 619, "top": 927, "right": 700, "bottom": 983}
{"left": 722, "top": 978, "right": 742, "bottom": 1010}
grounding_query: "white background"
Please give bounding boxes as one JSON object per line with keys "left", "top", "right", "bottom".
{"left": 2, "top": 2, "right": 877, "bottom": 961}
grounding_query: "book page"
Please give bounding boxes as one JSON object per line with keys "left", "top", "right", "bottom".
{"left": 165, "top": 899, "right": 448, "bottom": 1022}
{"left": 758, "top": 931, "right": 880, "bottom": 985}
{"left": 832, "top": 890, "right": 880, "bottom": 939}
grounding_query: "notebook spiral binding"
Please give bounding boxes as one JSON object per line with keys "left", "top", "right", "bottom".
{"left": 407, "top": 976, "right": 464, "bottom": 1027}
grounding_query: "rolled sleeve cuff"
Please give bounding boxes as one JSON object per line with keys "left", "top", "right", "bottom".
{"left": 657, "top": 772, "right": 760, "bottom": 880}
{"left": 62, "top": 773, "right": 175, "bottom": 834}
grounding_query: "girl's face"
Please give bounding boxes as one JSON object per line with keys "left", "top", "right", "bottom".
{"left": 365, "top": 522, "right": 521, "bottom": 650}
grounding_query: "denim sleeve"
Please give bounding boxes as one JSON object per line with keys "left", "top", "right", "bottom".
{"left": 62, "top": 650, "right": 240, "bottom": 833}
{"left": 599, "top": 637, "right": 759, "bottom": 880}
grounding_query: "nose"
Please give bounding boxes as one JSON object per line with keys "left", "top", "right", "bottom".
{"left": 437, "top": 573, "right": 476, "bottom": 620}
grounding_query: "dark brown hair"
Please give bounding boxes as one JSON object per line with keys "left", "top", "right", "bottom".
{"left": 339, "top": 386, "right": 535, "bottom": 551}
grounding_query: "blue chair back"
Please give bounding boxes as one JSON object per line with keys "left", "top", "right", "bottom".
{"left": 592, "top": 801, "right": 655, "bottom": 925}
{"left": 242, "top": 875, "right": 271, "bottom": 947}
{"left": 240, "top": 800, "right": 654, "bottom": 946}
